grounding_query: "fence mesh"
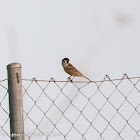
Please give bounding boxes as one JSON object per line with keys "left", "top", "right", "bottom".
{"left": 0, "top": 75, "right": 140, "bottom": 140}
{"left": 22, "top": 74, "right": 140, "bottom": 140}
{"left": 0, "top": 79, "right": 10, "bottom": 139}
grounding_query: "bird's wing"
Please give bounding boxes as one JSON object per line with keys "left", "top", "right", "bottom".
{"left": 67, "top": 63, "right": 83, "bottom": 76}
{"left": 68, "top": 63, "right": 90, "bottom": 80}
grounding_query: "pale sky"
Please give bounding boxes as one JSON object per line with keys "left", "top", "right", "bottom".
{"left": 0, "top": 0, "right": 140, "bottom": 81}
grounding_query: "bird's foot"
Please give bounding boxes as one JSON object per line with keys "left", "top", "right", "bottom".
{"left": 67, "top": 76, "right": 72, "bottom": 82}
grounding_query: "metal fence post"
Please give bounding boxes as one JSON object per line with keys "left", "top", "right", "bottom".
{"left": 7, "top": 63, "right": 24, "bottom": 140}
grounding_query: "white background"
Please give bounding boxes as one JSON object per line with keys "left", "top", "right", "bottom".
{"left": 0, "top": 0, "right": 140, "bottom": 80}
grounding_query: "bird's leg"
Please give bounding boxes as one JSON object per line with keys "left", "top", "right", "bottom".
{"left": 69, "top": 76, "right": 75, "bottom": 82}
{"left": 72, "top": 76, "right": 75, "bottom": 80}
{"left": 67, "top": 76, "right": 75, "bottom": 82}
{"left": 67, "top": 76, "right": 72, "bottom": 81}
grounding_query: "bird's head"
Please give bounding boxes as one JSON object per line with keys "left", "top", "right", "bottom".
{"left": 62, "top": 58, "right": 69, "bottom": 66}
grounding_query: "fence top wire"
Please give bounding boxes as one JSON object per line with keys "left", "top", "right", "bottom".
{"left": 22, "top": 74, "right": 140, "bottom": 83}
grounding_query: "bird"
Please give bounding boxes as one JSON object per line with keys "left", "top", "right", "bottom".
{"left": 62, "top": 58, "right": 90, "bottom": 81}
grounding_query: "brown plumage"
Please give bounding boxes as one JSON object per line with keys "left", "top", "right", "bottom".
{"left": 62, "top": 58, "right": 90, "bottom": 80}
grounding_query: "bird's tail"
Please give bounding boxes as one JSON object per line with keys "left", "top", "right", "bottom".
{"left": 83, "top": 75, "right": 90, "bottom": 81}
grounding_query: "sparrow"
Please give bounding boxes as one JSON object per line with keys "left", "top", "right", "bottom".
{"left": 62, "top": 58, "right": 90, "bottom": 80}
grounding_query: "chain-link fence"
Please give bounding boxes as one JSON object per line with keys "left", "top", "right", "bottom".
{"left": 0, "top": 79, "right": 10, "bottom": 139}
{"left": 22, "top": 74, "right": 140, "bottom": 140}
{"left": 0, "top": 71, "right": 140, "bottom": 140}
